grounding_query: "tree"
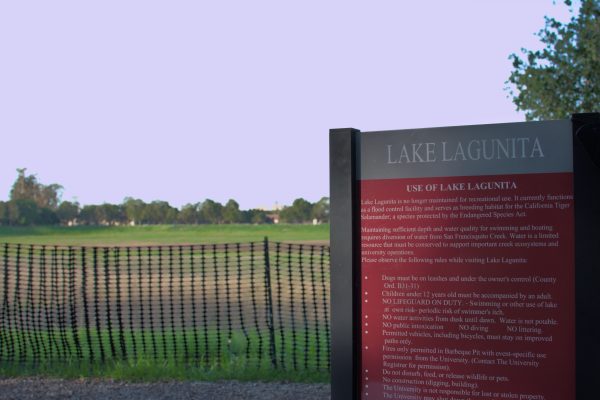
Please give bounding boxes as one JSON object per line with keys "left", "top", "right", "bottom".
{"left": 222, "top": 199, "right": 242, "bottom": 223}
{"left": 280, "top": 198, "right": 313, "bottom": 223}
{"left": 142, "top": 201, "right": 178, "bottom": 224}
{"left": 311, "top": 197, "right": 330, "bottom": 223}
{"left": 122, "top": 197, "right": 146, "bottom": 225}
{"left": 243, "top": 209, "right": 271, "bottom": 224}
{"left": 98, "top": 203, "right": 125, "bottom": 225}
{"left": 10, "top": 168, "right": 63, "bottom": 210}
{"left": 506, "top": 0, "right": 600, "bottom": 120}
{"left": 0, "top": 201, "right": 6, "bottom": 225}
{"left": 40, "top": 184, "right": 63, "bottom": 210}
{"left": 10, "top": 169, "right": 38, "bottom": 202}
{"left": 37, "top": 206, "right": 59, "bottom": 225}
{"left": 10, "top": 200, "right": 38, "bottom": 225}
{"left": 200, "top": 199, "right": 223, "bottom": 224}
{"left": 178, "top": 203, "right": 203, "bottom": 224}
{"left": 56, "top": 201, "right": 80, "bottom": 225}
{"left": 80, "top": 205, "right": 101, "bottom": 225}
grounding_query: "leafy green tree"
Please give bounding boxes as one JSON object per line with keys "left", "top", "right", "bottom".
{"left": 122, "top": 197, "right": 146, "bottom": 225}
{"left": 6, "top": 201, "right": 20, "bottom": 226}
{"left": 56, "top": 201, "right": 80, "bottom": 225}
{"left": 98, "top": 203, "right": 125, "bottom": 225}
{"left": 280, "top": 198, "right": 313, "bottom": 223}
{"left": 10, "top": 168, "right": 63, "bottom": 210}
{"left": 40, "top": 184, "right": 63, "bottom": 210}
{"left": 0, "top": 201, "right": 7, "bottom": 225}
{"left": 141, "top": 201, "right": 178, "bottom": 224}
{"left": 506, "top": 0, "right": 600, "bottom": 120}
{"left": 10, "top": 169, "right": 38, "bottom": 202}
{"left": 178, "top": 203, "right": 204, "bottom": 224}
{"left": 243, "top": 209, "right": 271, "bottom": 224}
{"left": 11, "top": 199, "right": 39, "bottom": 225}
{"left": 37, "top": 206, "right": 59, "bottom": 225}
{"left": 311, "top": 197, "right": 330, "bottom": 223}
{"left": 80, "top": 205, "right": 100, "bottom": 225}
{"left": 200, "top": 199, "right": 223, "bottom": 224}
{"left": 222, "top": 199, "right": 243, "bottom": 224}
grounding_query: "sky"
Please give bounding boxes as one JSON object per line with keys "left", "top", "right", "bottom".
{"left": 0, "top": 0, "right": 576, "bottom": 210}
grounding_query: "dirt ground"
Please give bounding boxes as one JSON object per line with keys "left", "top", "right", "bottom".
{"left": 0, "top": 378, "right": 331, "bottom": 400}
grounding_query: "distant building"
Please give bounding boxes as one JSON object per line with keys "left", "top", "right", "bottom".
{"left": 256, "top": 203, "right": 282, "bottom": 224}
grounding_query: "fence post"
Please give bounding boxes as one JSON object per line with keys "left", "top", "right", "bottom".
{"left": 263, "top": 237, "right": 278, "bottom": 369}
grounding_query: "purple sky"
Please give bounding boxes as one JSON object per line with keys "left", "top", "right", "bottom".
{"left": 0, "top": 1, "right": 575, "bottom": 210}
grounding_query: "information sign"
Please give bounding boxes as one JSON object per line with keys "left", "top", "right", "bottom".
{"left": 359, "top": 121, "right": 574, "bottom": 400}
{"left": 330, "top": 115, "right": 600, "bottom": 400}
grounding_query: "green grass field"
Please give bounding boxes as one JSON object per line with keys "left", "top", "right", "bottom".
{"left": 0, "top": 328, "right": 330, "bottom": 382}
{"left": 0, "top": 224, "right": 330, "bottom": 246}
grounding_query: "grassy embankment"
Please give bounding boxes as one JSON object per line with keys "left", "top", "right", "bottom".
{"left": 0, "top": 224, "right": 331, "bottom": 382}
{"left": 0, "top": 329, "right": 330, "bottom": 382}
{"left": 0, "top": 224, "right": 330, "bottom": 246}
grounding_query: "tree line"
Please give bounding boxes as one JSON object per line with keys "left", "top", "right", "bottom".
{"left": 0, "top": 169, "right": 329, "bottom": 226}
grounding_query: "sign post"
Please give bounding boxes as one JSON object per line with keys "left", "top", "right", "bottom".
{"left": 330, "top": 114, "right": 599, "bottom": 400}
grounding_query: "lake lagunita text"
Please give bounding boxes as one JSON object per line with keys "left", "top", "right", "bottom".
{"left": 386, "top": 137, "right": 545, "bottom": 164}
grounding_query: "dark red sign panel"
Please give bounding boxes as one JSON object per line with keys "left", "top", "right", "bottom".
{"left": 359, "top": 122, "right": 575, "bottom": 400}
